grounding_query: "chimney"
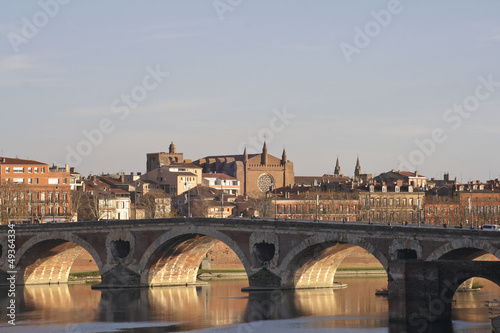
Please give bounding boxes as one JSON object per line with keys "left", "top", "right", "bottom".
{"left": 415, "top": 171, "right": 419, "bottom": 177}
{"left": 65, "top": 164, "right": 70, "bottom": 172}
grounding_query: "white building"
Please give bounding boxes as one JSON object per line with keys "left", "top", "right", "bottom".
{"left": 202, "top": 173, "right": 241, "bottom": 196}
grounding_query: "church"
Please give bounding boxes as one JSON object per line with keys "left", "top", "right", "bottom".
{"left": 195, "top": 142, "right": 295, "bottom": 197}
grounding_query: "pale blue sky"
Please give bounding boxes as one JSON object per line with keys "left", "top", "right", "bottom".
{"left": 1, "top": 1, "right": 499, "bottom": 181}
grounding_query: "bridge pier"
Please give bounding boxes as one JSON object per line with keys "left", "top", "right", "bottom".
{"left": 388, "top": 260, "right": 455, "bottom": 325}
{"left": 388, "top": 260, "right": 500, "bottom": 326}
{"left": 92, "top": 265, "right": 141, "bottom": 289}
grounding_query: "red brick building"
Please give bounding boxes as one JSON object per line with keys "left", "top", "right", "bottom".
{"left": 0, "top": 157, "right": 71, "bottom": 224}
{"left": 424, "top": 182, "right": 500, "bottom": 226}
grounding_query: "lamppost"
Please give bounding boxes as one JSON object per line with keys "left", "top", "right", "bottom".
{"left": 470, "top": 187, "right": 475, "bottom": 229}
{"left": 27, "top": 190, "right": 33, "bottom": 223}
{"left": 417, "top": 187, "right": 421, "bottom": 227}
{"left": 134, "top": 191, "right": 139, "bottom": 219}
{"left": 274, "top": 182, "right": 277, "bottom": 220}
{"left": 186, "top": 182, "right": 191, "bottom": 218}
{"left": 314, "top": 179, "right": 319, "bottom": 222}
{"left": 220, "top": 182, "right": 223, "bottom": 218}
{"left": 368, "top": 187, "right": 372, "bottom": 224}
{"left": 52, "top": 186, "right": 58, "bottom": 223}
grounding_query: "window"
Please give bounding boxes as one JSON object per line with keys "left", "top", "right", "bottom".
{"left": 28, "top": 178, "right": 32, "bottom": 184}
{"left": 41, "top": 167, "right": 45, "bottom": 173}
{"left": 34, "top": 178, "right": 39, "bottom": 184}
{"left": 28, "top": 167, "right": 32, "bottom": 173}
{"left": 13, "top": 178, "right": 24, "bottom": 183}
{"left": 34, "top": 167, "right": 38, "bottom": 173}
{"left": 48, "top": 178, "right": 60, "bottom": 185}
{"left": 5, "top": 167, "right": 10, "bottom": 173}
{"left": 63, "top": 178, "right": 67, "bottom": 184}
{"left": 13, "top": 167, "right": 24, "bottom": 173}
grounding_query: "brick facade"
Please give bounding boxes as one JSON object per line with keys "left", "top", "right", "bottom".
{"left": 0, "top": 157, "right": 72, "bottom": 224}
{"left": 196, "top": 143, "right": 294, "bottom": 197}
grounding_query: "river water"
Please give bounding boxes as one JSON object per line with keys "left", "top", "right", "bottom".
{"left": 1, "top": 277, "right": 499, "bottom": 333}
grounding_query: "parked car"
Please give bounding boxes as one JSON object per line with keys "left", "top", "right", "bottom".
{"left": 482, "top": 224, "right": 500, "bottom": 231}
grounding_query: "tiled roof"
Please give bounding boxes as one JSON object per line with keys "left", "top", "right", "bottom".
{"left": 202, "top": 173, "right": 237, "bottom": 180}
{"left": 0, "top": 157, "right": 46, "bottom": 165}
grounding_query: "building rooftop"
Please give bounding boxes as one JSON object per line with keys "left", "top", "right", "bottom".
{"left": 0, "top": 157, "right": 46, "bottom": 165}
{"left": 202, "top": 173, "right": 238, "bottom": 180}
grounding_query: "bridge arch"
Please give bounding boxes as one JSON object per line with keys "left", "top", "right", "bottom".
{"left": 14, "top": 232, "right": 104, "bottom": 285}
{"left": 279, "top": 233, "right": 388, "bottom": 289}
{"left": 138, "top": 226, "right": 251, "bottom": 286}
{"left": 426, "top": 239, "right": 500, "bottom": 261}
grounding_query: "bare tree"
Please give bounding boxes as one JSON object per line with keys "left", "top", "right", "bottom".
{"left": 0, "top": 182, "right": 29, "bottom": 224}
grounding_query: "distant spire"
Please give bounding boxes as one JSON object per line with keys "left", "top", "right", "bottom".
{"left": 334, "top": 156, "right": 342, "bottom": 176}
{"left": 261, "top": 141, "right": 268, "bottom": 165}
{"left": 281, "top": 148, "right": 287, "bottom": 165}
{"left": 243, "top": 146, "right": 248, "bottom": 162}
{"left": 354, "top": 155, "right": 362, "bottom": 178}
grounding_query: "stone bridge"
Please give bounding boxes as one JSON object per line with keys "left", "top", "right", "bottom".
{"left": 1, "top": 217, "right": 499, "bottom": 323}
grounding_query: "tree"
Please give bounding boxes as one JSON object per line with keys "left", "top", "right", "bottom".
{"left": 0, "top": 182, "right": 29, "bottom": 224}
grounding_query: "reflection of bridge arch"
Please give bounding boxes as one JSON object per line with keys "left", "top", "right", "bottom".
{"left": 138, "top": 227, "right": 251, "bottom": 286}
{"left": 279, "top": 234, "right": 388, "bottom": 289}
{"left": 426, "top": 239, "right": 500, "bottom": 261}
{"left": 15, "top": 232, "right": 104, "bottom": 285}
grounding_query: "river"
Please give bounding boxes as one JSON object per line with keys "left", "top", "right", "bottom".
{"left": 1, "top": 277, "right": 499, "bottom": 332}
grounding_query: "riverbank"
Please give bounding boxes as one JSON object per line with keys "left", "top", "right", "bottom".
{"left": 69, "top": 267, "right": 387, "bottom": 283}
{"left": 68, "top": 271, "right": 101, "bottom": 284}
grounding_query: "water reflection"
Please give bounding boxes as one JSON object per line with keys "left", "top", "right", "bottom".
{"left": 1, "top": 276, "right": 498, "bottom": 332}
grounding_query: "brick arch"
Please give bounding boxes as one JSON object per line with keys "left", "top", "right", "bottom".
{"left": 15, "top": 232, "right": 104, "bottom": 285}
{"left": 426, "top": 239, "right": 500, "bottom": 261}
{"left": 279, "top": 233, "right": 388, "bottom": 288}
{"left": 437, "top": 261, "right": 500, "bottom": 322}
{"left": 138, "top": 226, "right": 251, "bottom": 286}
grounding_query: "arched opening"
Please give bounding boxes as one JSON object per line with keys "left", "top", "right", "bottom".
{"left": 144, "top": 234, "right": 247, "bottom": 287}
{"left": 452, "top": 277, "right": 500, "bottom": 323}
{"left": 17, "top": 239, "right": 101, "bottom": 285}
{"left": 438, "top": 248, "right": 493, "bottom": 261}
{"left": 282, "top": 241, "right": 387, "bottom": 289}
